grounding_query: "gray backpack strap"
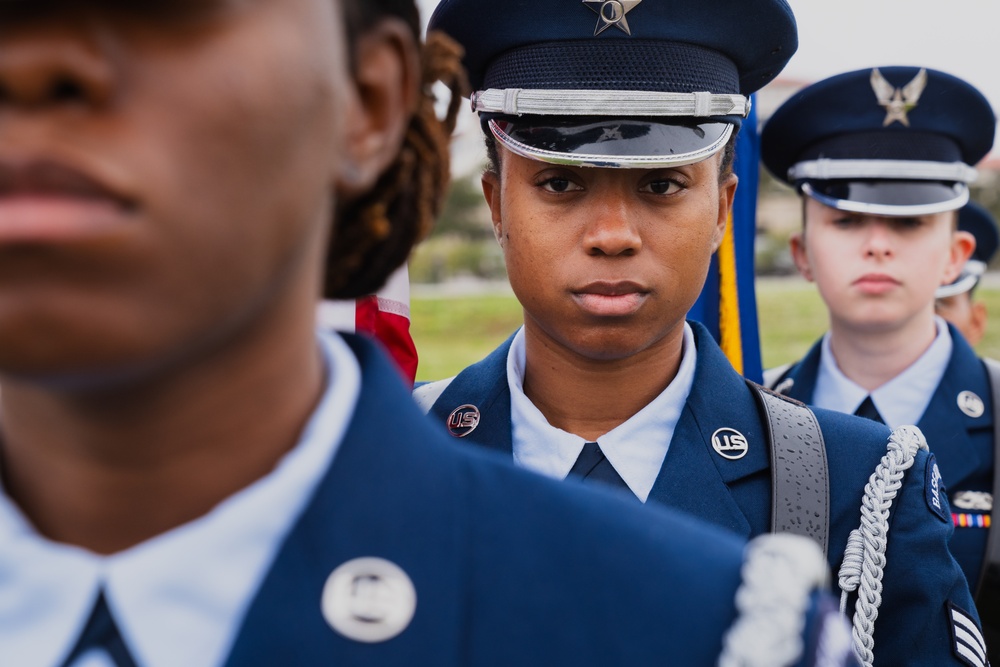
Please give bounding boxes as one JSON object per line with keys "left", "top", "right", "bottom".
{"left": 748, "top": 380, "right": 830, "bottom": 558}
{"left": 976, "top": 358, "right": 1000, "bottom": 606}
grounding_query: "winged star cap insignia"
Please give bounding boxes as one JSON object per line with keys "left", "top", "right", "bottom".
{"left": 870, "top": 68, "right": 927, "bottom": 127}
{"left": 583, "top": 0, "right": 643, "bottom": 36}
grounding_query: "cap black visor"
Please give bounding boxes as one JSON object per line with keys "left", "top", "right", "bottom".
{"left": 490, "top": 118, "right": 732, "bottom": 168}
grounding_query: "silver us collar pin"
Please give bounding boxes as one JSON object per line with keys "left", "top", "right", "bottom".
{"left": 711, "top": 427, "right": 749, "bottom": 460}
{"left": 582, "top": 0, "right": 642, "bottom": 36}
{"left": 957, "top": 390, "right": 985, "bottom": 418}
{"left": 322, "top": 557, "right": 417, "bottom": 643}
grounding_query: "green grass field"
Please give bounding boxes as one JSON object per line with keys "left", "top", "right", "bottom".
{"left": 411, "top": 279, "right": 1000, "bottom": 381}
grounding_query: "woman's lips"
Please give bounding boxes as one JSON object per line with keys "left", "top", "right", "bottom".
{"left": 0, "top": 160, "right": 134, "bottom": 244}
{"left": 572, "top": 281, "right": 649, "bottom": 316}
{"left": 852, "top": 273, "right": 901, "bottom": 295}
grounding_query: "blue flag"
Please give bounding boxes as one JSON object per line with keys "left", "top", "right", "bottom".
{"left": 687, "top": 100, "right": 763, "bottom": 382}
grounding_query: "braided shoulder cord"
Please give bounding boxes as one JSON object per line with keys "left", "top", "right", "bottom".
{"left": 836, "top": 425, "right": 928, "bottom": 667}
{"left": 719, "top": 533, "right": 830, "bottom": 667}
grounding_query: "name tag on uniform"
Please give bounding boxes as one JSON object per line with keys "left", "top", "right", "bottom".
{"left": 924, "top": 455, "right": 947, "bottom": 523}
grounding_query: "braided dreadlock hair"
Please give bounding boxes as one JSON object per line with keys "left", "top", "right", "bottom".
{"left": 328, "top": 0, "right": 468, "bottom": 299}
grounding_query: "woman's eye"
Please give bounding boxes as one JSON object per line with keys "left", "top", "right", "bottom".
{"left": 540, "top": 178, "right": 580, "bottom": 193}
{"left": 642, "top": 180, "right": 682, "bottom": 195}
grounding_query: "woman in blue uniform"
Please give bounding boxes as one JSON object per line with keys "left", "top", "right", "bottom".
{"left": 420, "top": 1, "right": 985, "bottom": 665}
{"left": 0, "top": 1, "right": 851, "bottom": 666}
{"left": 760, "top": 68, "right": 997, "bottom": 595}
{"left": 760, "top": 66, "right": 999, "bottom": 660}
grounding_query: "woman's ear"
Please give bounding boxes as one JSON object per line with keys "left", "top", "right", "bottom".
{"left": 789, "top": 231, "right": 814, "bottom": 282}
{"left": 481, "top": 170, "right": 504, "bottom": 248}
{"left": 712, "top": 172, "right": 738, "bottom": 251}
{"left": 336, "top": 18, "right": 420, "bottom": 199}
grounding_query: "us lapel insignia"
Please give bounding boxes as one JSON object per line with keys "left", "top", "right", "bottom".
{"left": 447, "top": 404, "right": 481, "bottom": 437}
{"left": 711, "top": 427, "right": 749, "bottom": 460}
{"left": 582, "top": 0, "right": 643, "bottom": 36}
{"left": 322, "top": 557, "right": 417, "bottom": 643}
{"left": 870, "top": 67, "right": 927, "bottom": 127}
{"left": 956, "top": 390, "right": 985, "bottom": 418}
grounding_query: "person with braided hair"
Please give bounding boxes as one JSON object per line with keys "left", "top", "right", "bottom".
{"left": 0, "top": 1, "right": 856, "bottom": 666}
{"left": 316, "top": 11, "right": 471, "bottom": 385}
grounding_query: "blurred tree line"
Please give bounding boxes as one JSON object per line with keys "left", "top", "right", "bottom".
{"left": 410, "top": 174, "right": 506, "bottom": 284}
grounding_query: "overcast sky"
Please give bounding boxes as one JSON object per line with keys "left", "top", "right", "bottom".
{"left": 782, "top": 0, "right": 998, "bottom": 110}
{"left": 416, "top": 0, "right": 1000, "bottom": 170}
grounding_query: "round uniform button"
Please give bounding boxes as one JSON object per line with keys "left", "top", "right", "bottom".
{"left": 322, "top": 557, "right": 417, "bottom": 643}
{"left": 957, "top": 390, "right": 985, "bottom": 418}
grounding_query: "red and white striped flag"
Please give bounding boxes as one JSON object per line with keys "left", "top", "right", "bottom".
{"left": 317, "top": 265, "right": 417, "bottom": 386}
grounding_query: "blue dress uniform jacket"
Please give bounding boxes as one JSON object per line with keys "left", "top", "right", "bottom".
{"left": 774, "top": 323, "right": 995, "bottom": 591}
{"left": 219, "top": 334, "right": 844, "bottom": 667}
{"left": 426, "top": 322, "right": 981, "bottom": 666}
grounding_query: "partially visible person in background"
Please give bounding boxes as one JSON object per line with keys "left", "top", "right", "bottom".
{"left": 0, "top": 1, "right": 853, "bottom": 666}
{"left": 936, "top": 201, "right": 1000, "bottom": 347}
{"left": 761, "top": 67, "right": 999, "bottom": 655}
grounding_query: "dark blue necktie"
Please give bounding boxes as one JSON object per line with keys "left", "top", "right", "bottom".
{"left": 854, "top": 396, "right": 885, "bottom": 424}
{"left": 568, "top": 441, "right": 634, "bottom": 496}
{"left": 60, "top": 591, "right": 138, "bottom": 667}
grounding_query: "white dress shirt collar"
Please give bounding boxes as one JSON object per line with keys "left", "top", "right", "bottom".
{"left": 813, "top": 317, "right": 951, "bottom": 428}
{"left": 0, "top": 330, "right": 361, "bottom": 667}
{"left": 507, "top": 323, "right": 697, "bottom": 502}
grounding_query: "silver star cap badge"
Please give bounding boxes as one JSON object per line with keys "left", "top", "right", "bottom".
{"left": 583, "top": 0, "right": 643, "bottom": 36}
{"left": 870, "top": 68, "right": 927, "bottom": 127}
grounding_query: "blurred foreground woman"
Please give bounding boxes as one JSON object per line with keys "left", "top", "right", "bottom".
{"left": 0, "top": 1, "right": 850, "bottom": 666}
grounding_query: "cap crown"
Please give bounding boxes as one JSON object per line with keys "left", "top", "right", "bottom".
{"left": 761, "top": 66, "right": 996, "bottom": 185}
{"left": 429, "top": 0, "right": 798, "bottom": 96}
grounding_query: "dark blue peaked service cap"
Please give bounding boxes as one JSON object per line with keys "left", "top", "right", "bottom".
{"left": 762, "top": 66, "right": 996, "bottom": 216}
{"left": 937, "top": 201, "right": 1000, "bottom": 298}
{"left": 428, "top": 0, "right": 797, "bottom": 169}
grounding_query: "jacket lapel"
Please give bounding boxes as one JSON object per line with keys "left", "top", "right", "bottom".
{"left": 225, "top": 336, "right": 466, "bottom": 666}
{"left": 428, "top": 334, "right": 515, "bottom": 456}
{"left": 647, "top": 323, "right": 769, "bottom": 539}
{"left": 917, "top": 326, "right": 992, "bottom": 488}
{"left": 779, "top": 338, "right": 822, "bottom": 404}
